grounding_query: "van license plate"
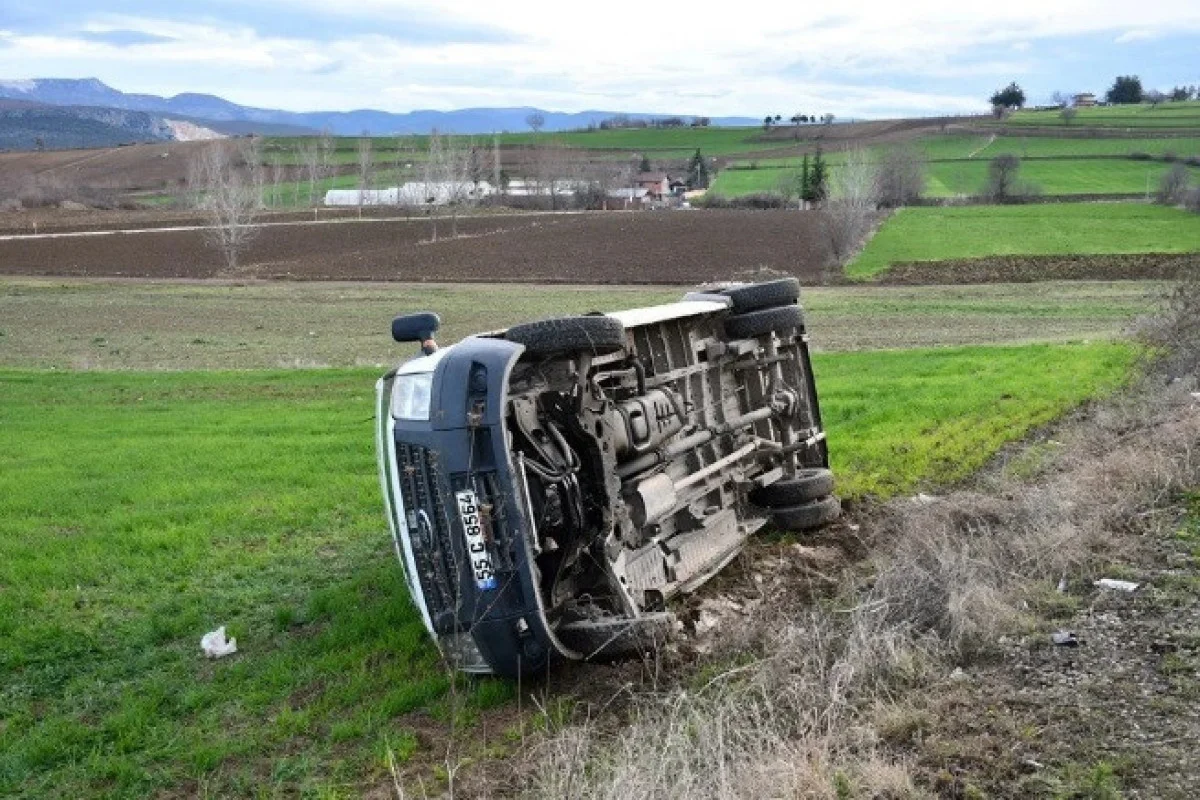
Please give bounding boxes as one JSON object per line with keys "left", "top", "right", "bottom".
{"left": 456, "top": 489, "right": 497, "bottom": 590}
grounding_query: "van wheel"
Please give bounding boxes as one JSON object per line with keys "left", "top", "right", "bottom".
{"left": 719, "top": 278, "right": 801, "bottom": 312}
{"left": 505, "top": 316, "right": 626, "bottom": 356}
{"left": 751, "top": 468, "right": 835, "bottom": 507}
{"left": 724, "top": 304, "right": 805, "bottom": 339}
{"left": 770, "top": 495, "right": 841, "bottom": 532}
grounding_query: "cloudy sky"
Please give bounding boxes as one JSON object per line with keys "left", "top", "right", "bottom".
{"left": 0, "top": 0, "right": 1198, "bottom": 117}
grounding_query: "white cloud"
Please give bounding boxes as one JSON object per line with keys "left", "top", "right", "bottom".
{"left": 1114, "top": 29, "right": 1157, "bottom": 43}
{"left": 0, "top": 1, "right": 1197, "bottom": 116}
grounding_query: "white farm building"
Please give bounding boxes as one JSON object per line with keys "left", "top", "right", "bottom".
{"left": 323, "top": 182, "right": 494, "bottom": 207}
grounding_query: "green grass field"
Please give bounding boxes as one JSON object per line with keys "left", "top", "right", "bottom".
{"left": 1004, "top": 101, "right": 1200, "bottom": 129}
{"left": 264, "top": 137, "right": 431, "bottom": 167}
{"left": 924, "top": 158, "right": 1200, "bottom": 197}
{"left": 968, "top": 136, "right": 1200, "bottom": 159}
{"left": 816, "top": 342, "right": 1135, "bottom": 495}
{"left": 712, "top": 150, "right": 1200, "bottom": 199}
{"left": 0, "top": 370, "right": 492, "bottom": 798}
{"left": 849, "top": 203, "right": 1200, "bottom": 279}
{"left": 0, "top": 338, "right": 1135, "bottom": 796}
{"left": 708, "top": 166, "right": 801, "bottom": 197}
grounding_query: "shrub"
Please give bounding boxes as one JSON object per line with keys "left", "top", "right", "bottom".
{"left": 697, "top": 193, "right": 788, "bottom": 210}
{"left": 1140, "top": 274, "right": 1200, "bottom": 378}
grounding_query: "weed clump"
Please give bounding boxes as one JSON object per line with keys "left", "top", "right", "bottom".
{"left": 1139, "top": 276, "right": 1200, "bottom": 380}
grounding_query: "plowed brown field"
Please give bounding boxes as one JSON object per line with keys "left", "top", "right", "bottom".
{"left": 0, "top": 210, "right": 834, "bottom": 284}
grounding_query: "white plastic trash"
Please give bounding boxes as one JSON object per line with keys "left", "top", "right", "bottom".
{"left": 1094, "top": 578, "right": 1139, "bottom": 592}
{"left": 200, "top": 626, "right": 238, "bottom": 659}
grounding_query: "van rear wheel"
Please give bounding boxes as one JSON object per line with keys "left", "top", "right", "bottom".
{"left": 770, "top": 495, "right": 841, "bottom": 532}
{"left": 751, "top": 468, "right": 834, "bottom": 507}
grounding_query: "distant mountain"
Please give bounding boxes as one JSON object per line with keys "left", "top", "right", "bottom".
{"left": 0, "top": 101, "right": 175, "bottom": 150}
{"left": 0, "top": 78, "right": 759, "bottom": 136}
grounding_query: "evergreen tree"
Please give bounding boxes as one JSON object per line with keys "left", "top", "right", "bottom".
{"left": 809, "top": 149, "right": 828, "bottom": 201}
{"left": 989, "top": 82, "right": 1026, "bottom": 110}
{"left": 638, "top": 155, "right": 652, "bottom": 173}
{"left": 799, "top": 154, "right": 811, "bottom": 202}
{"left": 1106, "top": 75, "right": 1144, "bottom": 105}
{"left": 687, "top": 149, "right": 709, "bottom": 189}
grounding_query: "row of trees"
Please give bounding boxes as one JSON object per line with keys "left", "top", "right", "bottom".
{"left": 528, "top": 112, "right": 715, "bottom": 133}
{"left": 992, "top": 76, "right": 1200, "bottom": 111}
{"left": 763, "top": 113, "right": 834, "bottom": 129}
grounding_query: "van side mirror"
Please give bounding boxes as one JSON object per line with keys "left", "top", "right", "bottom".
{"left": 392, "top": 312, "right": 441, "bottom": 355}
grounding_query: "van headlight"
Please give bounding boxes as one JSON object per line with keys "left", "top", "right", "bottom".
{"left": 392, "top": 373, "right": 433, "bottom": 421}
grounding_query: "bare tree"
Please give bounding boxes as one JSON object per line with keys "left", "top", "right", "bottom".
{"left": 1186, "top": 188, "right": 1200, "bottom": 214}
{"left": 188, "top": 140, "right": 261, "bottom": 272}
{"left": 299, "top": 141, "right": 321, "bottom": 206}
{"left": 269, "top": 157, "right": 286, "bottom": 208}
{"left": 318, "top": 131, "right": 335, "bottom": 176}
{"left": 440, "top": 135, "right": 475, "bottom": 236}
{"left": 356, "top": 135, "right": 374, "bottom": 215}
{"left": 822, "top": 149, "right": 879, "bottom": 268}
{"left": 875, "top": 145, "right": 926, "bottom": 207}
{"left": 525, "top": 112, "right": 545, "bottom": 134}
{"left": 984, "top": 154, "right": 1021, "bottom": 202}
{"left": 317, "top": 130, "right": 336, "bottom": 210}
{"left": 1156, "top": 162, "right": 1191, "bottom": 206}
{"left": 423, "top": 130, "right": 444, "bottom": 241}
{"left": 391, "top": 135, "right": 408, "bottom": 204}
{"left": 1060, "top": 106, "right": 1078, "bottom": 126}
{"left": 541, "top": 144, "right": 571, "bottom": 210}
{"left": 1050, "top": 91, "right": 1071, "bottom": 108}
{"left": 572, "top": 159, "right": 614, "bottom": 209}
{"left": 492, "top": 134, "right": 502, "bottom": 191}
{"left": 776, "top": 169, "right": 801, "bottom": 208}
{"left": 235, "top": 136, "right": 265, "bottom": 207}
